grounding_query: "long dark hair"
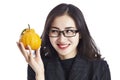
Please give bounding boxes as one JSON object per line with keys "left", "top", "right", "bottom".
{"left": 41, "top": 3, "right": 101, "bottom": 60}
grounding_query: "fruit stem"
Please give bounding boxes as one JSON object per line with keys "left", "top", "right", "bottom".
{"left": 28, "top": 24, "right": 30, "bottom": 30}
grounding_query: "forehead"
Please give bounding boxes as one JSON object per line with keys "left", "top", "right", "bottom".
{"left": 51, "top": 15, "right": 76, "bottom": 29}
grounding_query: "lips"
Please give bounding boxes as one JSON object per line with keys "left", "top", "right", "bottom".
{"left": 57, "top": 44, "right": 70, "bottom": 49}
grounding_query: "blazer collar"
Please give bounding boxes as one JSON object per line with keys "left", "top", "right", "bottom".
{"left": 69, "top": 56, "right": 90, "bottom": 80}
{"left": 45, "top": 55, "right": 90, "bottom": 80}
{"left": 45, "top": 59, "right": 65, "bottom": 80}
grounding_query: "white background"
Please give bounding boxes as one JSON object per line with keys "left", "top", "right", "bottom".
{"left": 0, "top": 0, "right": 119, "bottom": 80}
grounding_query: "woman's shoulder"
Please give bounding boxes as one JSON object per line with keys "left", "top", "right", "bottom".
{"left": 90, "top": 59, "right": 109, "bottom": 68}
{"left": 78, "top": 55, "right": 109, "bottom": 68}
{"left": 89, "top": 58, "right": 111, "bottom": 76}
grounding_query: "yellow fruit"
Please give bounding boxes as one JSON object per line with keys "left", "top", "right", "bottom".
{"left": 19, "top": 24, "right": 42, "bottom": 50}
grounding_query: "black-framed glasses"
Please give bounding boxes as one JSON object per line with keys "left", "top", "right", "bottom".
{"left": 49, "top": 29, "right": 79, "bottom": 37}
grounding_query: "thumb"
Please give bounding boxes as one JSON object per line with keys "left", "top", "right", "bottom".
{"left": 36, "top": 47, "right": 40, "bottom": 58}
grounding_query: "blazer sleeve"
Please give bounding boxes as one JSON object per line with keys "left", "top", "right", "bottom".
{"left": 92, "top": 60, "right": 111, "bottom": 80}
{"left": 27, "top": 65, "right": 35, "bottom": 80}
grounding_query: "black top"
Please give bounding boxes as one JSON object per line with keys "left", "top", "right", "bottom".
{"left": 60, "top": 58, "right": 75, "bottom": 80}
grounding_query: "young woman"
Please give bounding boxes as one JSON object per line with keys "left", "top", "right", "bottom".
{"left": 17, "top": 3, "right": 111, "bottom": 80}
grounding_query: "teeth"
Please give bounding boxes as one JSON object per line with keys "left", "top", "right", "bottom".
{"left": 58, "top": 44, "right": 69, "bottom": 48}
{"left": 60, "top": 45, "right": 67, "bottom": 47}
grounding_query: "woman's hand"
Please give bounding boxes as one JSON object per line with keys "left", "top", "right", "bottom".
{"left": 16, "top": 42, "right": 44, "bottom": 80}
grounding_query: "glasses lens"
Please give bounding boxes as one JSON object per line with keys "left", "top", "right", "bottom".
{"left": 64, "top": 30, "right": 77, "bottom": 37}
{"left": 49, "top": 29, "right": 59, "bottom": 37}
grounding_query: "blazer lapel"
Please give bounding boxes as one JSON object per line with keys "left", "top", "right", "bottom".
{"left": 69, "top": 56, "right": 90, "bottom": 80}
{"left": 45, "top": 59, "right": 66, "bottom": 80}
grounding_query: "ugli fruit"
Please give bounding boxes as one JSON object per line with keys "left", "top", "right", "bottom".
{"left": 19, "top": 24, "right": 42, "bottom": 50}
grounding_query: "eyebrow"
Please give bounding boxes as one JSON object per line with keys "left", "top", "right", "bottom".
{"left": 51, "top": 26, "right": 76, "bottom": 29}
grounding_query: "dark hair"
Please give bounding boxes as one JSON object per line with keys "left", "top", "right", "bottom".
{"left": 41, "top": 3, "right": 101, "bottom": 60}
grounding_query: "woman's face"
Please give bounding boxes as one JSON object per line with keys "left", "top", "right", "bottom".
{"left": 49, "top": 14, "right": 80, "bottom": 60}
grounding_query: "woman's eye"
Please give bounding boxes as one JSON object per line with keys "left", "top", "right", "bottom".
{"left": 65, "top": 30, "right": 74, "bottom": 33}
{"left": 51, "top": 30, "right": 59, "bottom": 33}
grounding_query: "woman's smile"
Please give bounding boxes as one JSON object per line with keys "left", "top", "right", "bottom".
{"left": 57, "top": 43, "right": 70, "bottom": 50}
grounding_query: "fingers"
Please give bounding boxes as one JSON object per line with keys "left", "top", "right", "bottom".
{"left": 17, "top": 42, "right": 44, "bottom": 74}
{"left": 36, "top": 48, "right": 43, "bottom": 61}
{"left": 27, "top": 45, "right": 36, "bottom": 61}
{"left": 16, "top": 42, "right": 23, "bottom": 53}
{"left": 16, "top": 42, "right": 28, "bottom": 61}
{"left": 16, "top": 42, "right": 42, "bottom": 65}
{"left": 35, "top": 47, "right": 44, "bottom": 66}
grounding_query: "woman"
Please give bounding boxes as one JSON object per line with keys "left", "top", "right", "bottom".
{"left": 17, "top": 3, "right": 111, "bottom": 80}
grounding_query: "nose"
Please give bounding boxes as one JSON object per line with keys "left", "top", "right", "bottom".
{"left": 58, "top": 33, "right": 67, "bottom": 43}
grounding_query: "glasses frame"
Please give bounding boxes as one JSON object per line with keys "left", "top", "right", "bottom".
{"left": 49, "top": 29, "right": 79, "bottom": 37}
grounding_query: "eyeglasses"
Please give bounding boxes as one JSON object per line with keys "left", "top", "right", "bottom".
{"left": 49, "top": 29, "right": 79, "bottom": 37}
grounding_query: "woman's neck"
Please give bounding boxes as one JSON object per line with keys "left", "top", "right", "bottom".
{"left": 59, "top": 52, "right": 77, "bottom": 60}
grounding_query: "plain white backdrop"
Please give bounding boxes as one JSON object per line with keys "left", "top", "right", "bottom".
{"left": 0, "top": 0, "right": 119, "bottom": 80}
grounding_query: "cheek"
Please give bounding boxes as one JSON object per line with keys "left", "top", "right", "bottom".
{"left": 49, "top": 38, "right": 57, "bottom": 46}
{"left": 73, "top": 38, "right": 79, "bottom": 44}
{"left": 71, "top": 35, "right": 80, "bottom": 45}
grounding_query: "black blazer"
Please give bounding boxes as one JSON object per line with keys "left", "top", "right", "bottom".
{"left": 27, "top": 54, "right": 111, "bottom": 80}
